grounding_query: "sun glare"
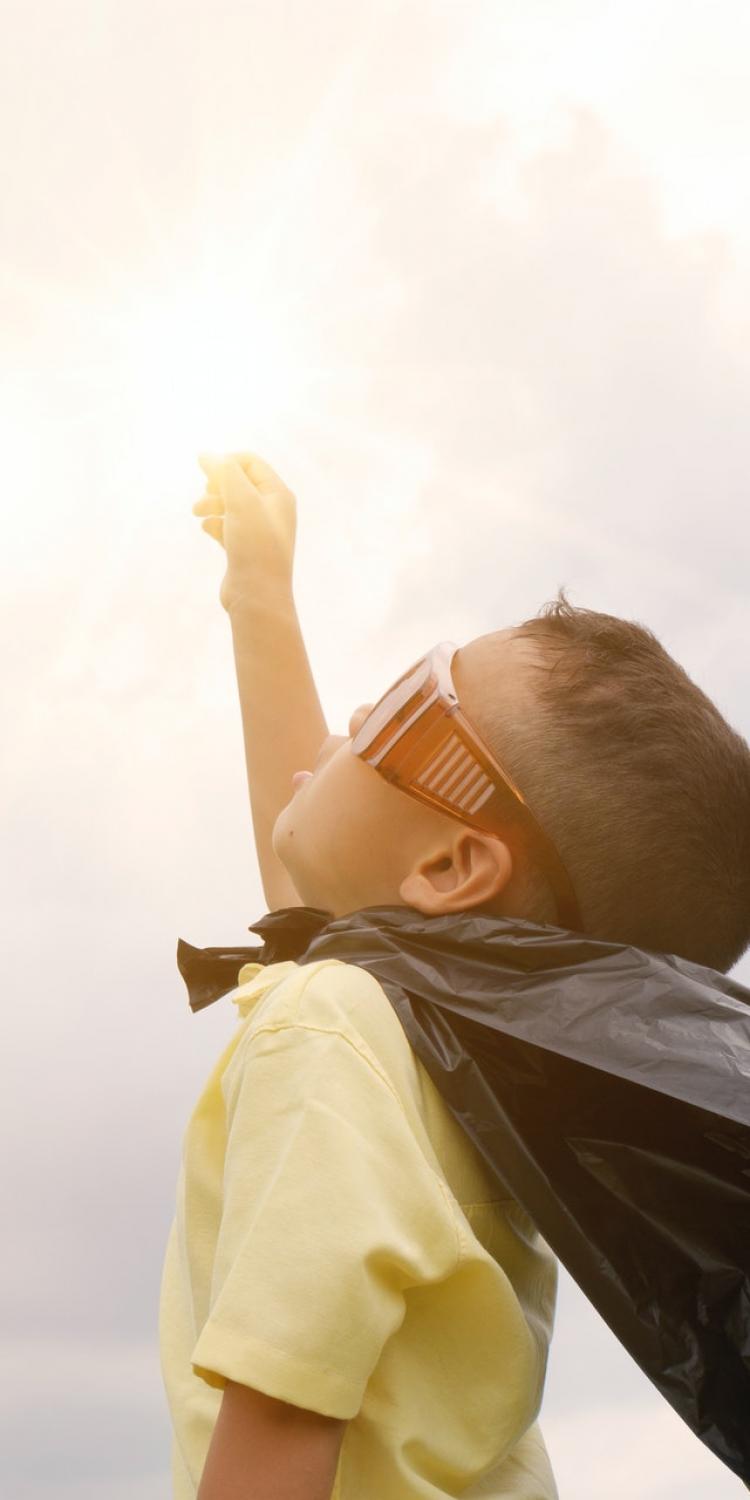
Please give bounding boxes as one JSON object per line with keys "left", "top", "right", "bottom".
{"left": 98, "top": 264, "right": 319, "bottom": 485}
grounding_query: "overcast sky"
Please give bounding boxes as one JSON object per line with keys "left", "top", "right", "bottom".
{"left": 3, "top": 2, "right": 750, "bottom": 1496}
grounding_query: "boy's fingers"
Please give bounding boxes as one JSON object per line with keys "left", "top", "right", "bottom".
{"left": 198, "top": 450, "right": 289, "bottom": 499}
{"left": 192, "top": 493, "right": 223, "bottom": 514}
{"left": 200, "top": 516, "right": 224, "bottom": 544}
{"left": 198, "top": 451, "right": 260, "bottom": 473}
{"left": 216, "top": 456, "right": 262, "bottom": 509}
{"left": 228, "top": 450, "right": 292, "bottom": 497}
{"left": 227, "top": 450, "right": 280, "bottom": 480}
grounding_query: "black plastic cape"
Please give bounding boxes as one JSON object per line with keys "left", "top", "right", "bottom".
{"left": 176, "top": 904, "right": 750, "bottom": 1484}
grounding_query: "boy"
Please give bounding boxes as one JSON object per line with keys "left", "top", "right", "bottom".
{"left": 159, "top": 452, "right": 750, "bottom": 1499}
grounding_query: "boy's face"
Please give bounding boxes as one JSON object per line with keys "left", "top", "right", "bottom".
{"left": 272, "top": 628, "right": 540, "bottom": 920}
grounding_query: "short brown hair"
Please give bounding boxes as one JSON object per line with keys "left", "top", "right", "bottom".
{"left": 479, "top": 588, "right": 750, "bottom": 973}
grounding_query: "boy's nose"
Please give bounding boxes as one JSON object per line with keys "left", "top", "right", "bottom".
{"left": 349, "top": 703, "right": 375, "bottom": 738}
{"left": 313, "top": 729, "right": 351, "bottom": 774}
{"left": 312, "top": 705, "right": 376, "bottom": 776}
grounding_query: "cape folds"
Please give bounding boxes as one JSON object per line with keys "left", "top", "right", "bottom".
{"left": 176, "top": 904, "right": 750, "bottom": 1485}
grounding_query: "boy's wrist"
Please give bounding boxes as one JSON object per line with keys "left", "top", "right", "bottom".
{"left": 226, "top": 586, "right": 298, "bottom": 630}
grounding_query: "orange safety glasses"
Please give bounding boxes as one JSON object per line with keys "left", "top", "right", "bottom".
{"left": 350, "top": 640, "right": 583, "bottom": 932}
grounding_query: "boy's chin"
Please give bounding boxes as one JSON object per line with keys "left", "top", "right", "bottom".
{"left": 270, "top": 801, "right": 293, "bottom": 847}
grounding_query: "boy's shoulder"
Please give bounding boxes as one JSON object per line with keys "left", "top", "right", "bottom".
{"left": 226, "top": 956, "right": 422, "bottom": 1098}
{"left": 221, "top": 955, "right": 507, "bottom": 1206}
{"left": 229, "top": 955, "right": 402, "bottom": 1039}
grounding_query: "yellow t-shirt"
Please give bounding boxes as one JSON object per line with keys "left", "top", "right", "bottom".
{"left": 159, "top": 956, "right": 559, "bottom": 1499}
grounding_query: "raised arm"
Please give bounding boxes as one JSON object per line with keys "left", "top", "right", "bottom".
{"left": 193, "top": 453, "right": 329, "bottom": 911}
{"left": 228, "top": 594, "right": 328, "bottom": 909}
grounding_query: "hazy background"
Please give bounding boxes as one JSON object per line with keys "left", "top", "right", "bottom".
{"left": 3, "top": 1, "right": 749, "bottom": 1495}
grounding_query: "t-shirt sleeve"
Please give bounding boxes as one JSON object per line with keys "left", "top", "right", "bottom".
{"left": 190, "top": 1019, "right": 461, "bottom": 1419}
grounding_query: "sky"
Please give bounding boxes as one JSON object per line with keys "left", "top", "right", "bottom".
{"left": 3, "top": 0, "right": 750, "bottom": 1495}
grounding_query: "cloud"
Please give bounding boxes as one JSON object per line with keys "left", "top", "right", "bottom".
{"left": 319, "top": 105, "right": 750, "bottom": 672}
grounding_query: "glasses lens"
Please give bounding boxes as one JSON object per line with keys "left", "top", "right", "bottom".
{"left": 351, "top": 656, "right": 431, "bottom": 751}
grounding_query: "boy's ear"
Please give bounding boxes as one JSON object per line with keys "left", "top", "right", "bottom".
{"left": 398, "top": 829, "right": 513, "bottom": 915}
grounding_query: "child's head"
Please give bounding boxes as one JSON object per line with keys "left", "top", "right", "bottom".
{"left": 272, "top": 588, "right": 750, "bottom": 972}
